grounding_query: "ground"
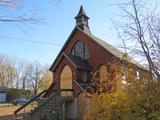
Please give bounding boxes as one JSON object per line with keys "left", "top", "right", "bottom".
{"left": 0, "top": 103, "right": 32, "bottom": 120}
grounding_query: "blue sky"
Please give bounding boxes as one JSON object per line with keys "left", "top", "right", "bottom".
{"left": 0, "top": 0, "right": 125, "bottom": 65}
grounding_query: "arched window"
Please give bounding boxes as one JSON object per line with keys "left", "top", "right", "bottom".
{"left": 99, "top": 65, "right": 107, "bottom": 82}
{"left": 60, "top": 65, "right": 72, "bottom": 90}
{"left": 71, "top": 41, "right": 89, "bottom": 60}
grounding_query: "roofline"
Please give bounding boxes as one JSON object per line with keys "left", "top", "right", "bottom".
{"left": 51, "top": 52, "right": 64, "bottom": 72}
{"left": 49, "top": 27, "right": 78, "bottom": 71}
{"left": 74, "top": 14, "right": 89, "bottom": 19}
{"left": 51, "top": 52, "right": 82, "bottom": 72}
{"left": 63, "top": 53, "right": 78, "bottom": 68}
{"left": 50, "top": 26, "right": 148, "bottom": 72}
{"left": 76, "top": 27, "right": 148, "bottom": 71}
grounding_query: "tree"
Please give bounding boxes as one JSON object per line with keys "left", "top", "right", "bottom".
{"left": 38, "top": 65, "right": 52, "bottom": 91}
{"left": 86, "top": 1, "right": 160, "bottom": 119}
{"left": 114, "top": 0, "right": 160, "bottom": 88}
{"left": 0, "top": 54, "right": 52, "bottom": 95}
{"left": 0, "top": 54, "right": 17, "bottom": 88}
{"left": 0, "top": 0, "right": 40, "bottom": 23}
{"left": 16, "top": 61, "right": 31, "bottom": 90}
{"left": 26, "top": 61, "right": 42, "bottom": 95}
{"left": 83, "top": 61, "right": 160, "bottom": 120}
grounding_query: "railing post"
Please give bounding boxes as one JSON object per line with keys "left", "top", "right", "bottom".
{"left": 23, "top": 107, "right": 25, "bottom": 117}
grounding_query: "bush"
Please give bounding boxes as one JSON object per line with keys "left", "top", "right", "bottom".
{"left": 84, "top": 82, "right": 160, "bottom": 120}
{"left": 6, "top": 88, "right": 32, "bottom": 102}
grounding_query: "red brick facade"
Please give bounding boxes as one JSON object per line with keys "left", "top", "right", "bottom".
{"left": 46, "top": 6, "right": 150, "bottom": 120}
{"left": 50, "top": 28, "right": 115, "bottom": 95}
{"left": 47, "top": 5, "right": 149, "bottom": 98}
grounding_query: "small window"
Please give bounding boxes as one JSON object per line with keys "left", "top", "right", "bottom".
{"left": 77, "top": 18, "right": 82, "bottom": 25}
{"left": 71, "top": 41, "right": 89, "bottom": 60}
{"left": 82, "top": 71, "right": 89, "bottom": 81}
{"left": 136, "top": 71, "right": 140, "bottom": 79}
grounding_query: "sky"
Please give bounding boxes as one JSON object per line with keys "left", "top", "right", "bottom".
{"left": 0, "top": 0, "right": 126, "bottom": 65}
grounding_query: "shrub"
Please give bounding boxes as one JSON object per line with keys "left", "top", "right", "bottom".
{"left": 84, "top": 82, "right": 160, "bottom": 120}
{"left": 6, "top": 88, "right": 32, "bottom": 102}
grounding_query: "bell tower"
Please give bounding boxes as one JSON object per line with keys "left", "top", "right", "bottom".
{"left": 75, "top": 5, "right": 91, "bottom": 34}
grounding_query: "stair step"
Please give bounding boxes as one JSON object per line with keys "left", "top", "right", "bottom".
{"left": 15, "top": 116, "right": 24, "bottom": 120}
{"left": 44, "top": 109, "right": 52, "bottom": 112}
{"left": 23, "top": 95, "right": 65, "bottom": 120}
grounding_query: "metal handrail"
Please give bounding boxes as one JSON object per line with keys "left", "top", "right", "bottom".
{"left": 14, "top": 90, "right": 47, "bottom": 116}
{"left": 43, "top": 82, "right": 56, "bottom": 97}
{"left": 29, "top": 90, "right": 74, "bottom": 119}
{"left": 73, "top": 80, "right": 86, "bottom": 92}
{"left": 29, "top": 91, "right": 59, "bottom": 116}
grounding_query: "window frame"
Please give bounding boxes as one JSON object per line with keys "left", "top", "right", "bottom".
{"left": 71, "top": 41, "right": 89, "bottom": 60}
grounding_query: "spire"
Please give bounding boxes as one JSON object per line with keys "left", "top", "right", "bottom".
{"left": 75, "top": 5, "right": 91, "bottom": 34}
{"left": 75, "top": 5, "right": 89, "bottom": 19}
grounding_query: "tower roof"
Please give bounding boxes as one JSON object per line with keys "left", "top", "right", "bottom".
{"left": 75, "top": 5, "right": 89, "bottom": 19}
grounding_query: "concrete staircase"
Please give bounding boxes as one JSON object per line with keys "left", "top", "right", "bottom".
{"left": 14, "top": 89, "right": 74, "bottom": 120}
{"left": 24, "top": 95, "right": 60, "bottom": 120}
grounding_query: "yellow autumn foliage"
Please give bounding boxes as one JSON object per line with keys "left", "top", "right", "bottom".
{"left": 84, "top": 81, "right": 160, "bottom": 120}
{"left": 83, "top": 62, "right": 160, "bottom": 120}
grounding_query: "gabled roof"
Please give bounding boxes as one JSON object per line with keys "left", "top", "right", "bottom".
{"left": 77, "top": 27, "right": 148, "bottom": 70}
{"left": 50, "top": 27, "right": 77, "bottom": 71}
{"left": 51, "top": 52, "right": 91, "bottom": 71}
{"left": 50, "top": 26, "right": 147, "bottom": 71}
{"left": 92, "top": 37, "right": 147, "bottom": 70}
{"left": 66, "top": 54, "right": 91, "bottom": 70}
{"left": 91, "top": 35, "right": 124, "bottom": 59}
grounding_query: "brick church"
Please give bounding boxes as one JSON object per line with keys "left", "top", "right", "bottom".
{"left": 14, "top": 6, "right": 149, "bottom": 120}
{"left": 47, "top": 5, "right": 148, "bottom": 120}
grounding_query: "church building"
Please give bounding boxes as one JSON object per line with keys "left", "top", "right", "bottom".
{"left": 14, "top": 6, "right": 149, "bottom": 120}
{"left": 47, "top": 5, "right": 149, "bottom": 120}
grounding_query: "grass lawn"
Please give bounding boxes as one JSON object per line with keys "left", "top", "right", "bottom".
{"left": 0, "top": 105, "right": 21, "bottom": 116}
{"left": 0, "top": 105, "right": 19, "bottom": 120}
{"left": 0, "top": 104, "right": 33, "bottom": 120}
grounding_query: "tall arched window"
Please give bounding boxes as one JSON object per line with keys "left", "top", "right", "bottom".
{"left": 99, "top": 65, "right": 107, "bottom": 82}
{"left": 60, "top": 65, "right": 72, "bottom": 96}
{"left": 71, "top": 41, "right": 89, "bottom": 60}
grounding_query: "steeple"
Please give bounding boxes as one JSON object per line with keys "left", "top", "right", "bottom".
{"left": 75, "top": 5, "right": 91, "bottom": 34}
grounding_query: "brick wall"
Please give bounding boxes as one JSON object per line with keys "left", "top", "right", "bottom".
{"left": 50, "top": 28, "right": 149, "bottom": 96}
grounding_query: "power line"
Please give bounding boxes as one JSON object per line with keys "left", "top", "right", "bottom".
{"left": 0, "top": 35, "right": 62, "bottom": 46}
